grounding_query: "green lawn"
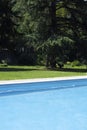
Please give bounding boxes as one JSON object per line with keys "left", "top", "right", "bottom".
{"left": 0, "top": 65, "right": 87, "bottom": 80}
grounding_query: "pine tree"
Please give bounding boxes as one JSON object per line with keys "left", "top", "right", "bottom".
{"left": 0, "top": 0, "right": 18, "bottom": 49}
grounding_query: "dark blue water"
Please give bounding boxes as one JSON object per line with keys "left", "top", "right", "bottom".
{"left": 0, "top": 78, "right": 87, "bottom": 96}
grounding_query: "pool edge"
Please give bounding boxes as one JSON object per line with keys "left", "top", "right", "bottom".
{"left": 0, "top": 76, "right": 87, "bottom": 85}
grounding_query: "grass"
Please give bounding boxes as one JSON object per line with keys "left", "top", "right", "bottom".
{"left": 0, "top": 65, "right": 87, "bottom": 80}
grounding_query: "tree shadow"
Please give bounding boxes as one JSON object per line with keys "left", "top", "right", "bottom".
{"left": 0, "top": 66, "right": 87, "bottom": 73}
{"left": 58, "top": 68, "right": 87, "bottom": 73}
{"left": 48, "top": 67, "right": 87, "bottom": 73}
{"left": 0, "top": 67, "right": 38, "bottom": 72}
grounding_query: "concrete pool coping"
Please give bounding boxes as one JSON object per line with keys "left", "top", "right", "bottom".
{"left": 0, "top": 76, "right": 87, "bottom": 85}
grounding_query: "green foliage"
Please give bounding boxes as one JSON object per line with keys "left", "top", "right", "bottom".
{"left": 71, "top": 60, "right": 81, "bottom": 67}
{"left": 43, "top": 35, "right": 74, "bottom": 68}
{"left": 0, "top": 0, "right": 19, "bottom": 49}
{"left": 0, "top": 0, "right": 87, "bottom": 67}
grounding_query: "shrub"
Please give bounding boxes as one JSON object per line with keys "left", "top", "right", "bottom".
{"left": 71, "top": 60, "right": 81, "bottom": 67}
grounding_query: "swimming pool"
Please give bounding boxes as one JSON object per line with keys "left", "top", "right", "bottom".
{"left": 0, "top": 77, "right": 87, "bottom": 130}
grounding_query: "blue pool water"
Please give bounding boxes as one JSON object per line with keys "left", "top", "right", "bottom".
{"left": 0, "top": 78, "right": 87, "bottom": 130}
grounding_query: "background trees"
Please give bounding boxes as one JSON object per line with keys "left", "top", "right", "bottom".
{"left": 0, "top": 0, "right": 19, "bottom": 50}
{"left": 0, "top": 0, "right": 87, "bottom": 67}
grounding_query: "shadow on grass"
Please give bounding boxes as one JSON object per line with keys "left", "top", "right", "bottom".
{"left": 58, "top": 68, "right": 87, "bottom": 73}
{"left": 0, "top": 67, "right": 38, "bottom": 72}
{"left": 48, "top": 67, "right": 87, "bottom": 73}
{"left": 0, "top": 66, "right": 87, "bottom": 73}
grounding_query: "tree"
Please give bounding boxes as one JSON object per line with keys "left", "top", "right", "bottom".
{"left": 20, "top": 0, "right": 86, "bottom": 67}
{"left": 1, "top": 0, "right": 86, "bottom": 66}
{"left": 0, "top": 0, "right": 19, "bottom": 50}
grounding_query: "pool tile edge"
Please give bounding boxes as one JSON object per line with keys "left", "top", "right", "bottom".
{"left": 0, "top": 76, "right": 87, "bottom": 85}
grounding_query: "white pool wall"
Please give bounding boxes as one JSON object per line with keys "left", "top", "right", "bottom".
{"left": 0, "top": 76, "right": 87, "bottom": 85}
